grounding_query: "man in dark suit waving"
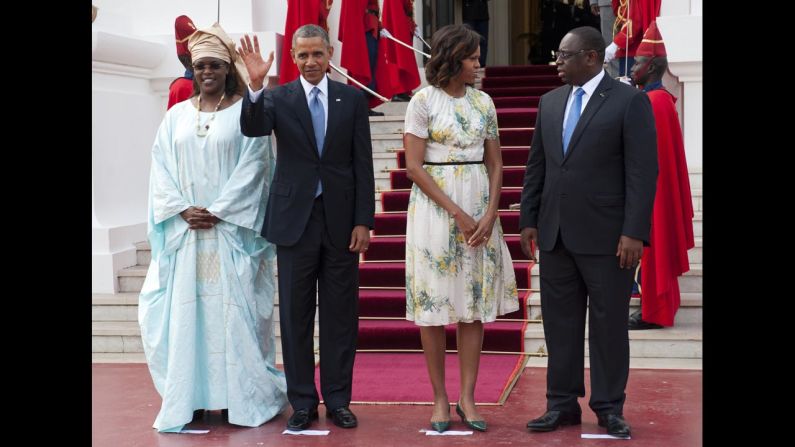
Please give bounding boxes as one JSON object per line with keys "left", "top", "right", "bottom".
{"left": 237, "top": 24, "right": 374, "bottom": 431}
{"left": 520, "top": 26, "right": 657, "bottom": 439}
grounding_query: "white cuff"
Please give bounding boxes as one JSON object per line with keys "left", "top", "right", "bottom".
{"left": 247, "top": 84, "right": 265, "bottom": 102}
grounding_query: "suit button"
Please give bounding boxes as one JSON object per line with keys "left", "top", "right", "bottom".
{"left": 561, "top": 193, "right": 568, "bottom": 198}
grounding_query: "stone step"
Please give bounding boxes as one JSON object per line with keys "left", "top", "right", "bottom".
{"left": 130, "top": 228, "right": 703, "bottom": 261}
{"left": 372, "top": 100, "right": 409, "bottom": 116}
{"left": 368, "top": 116, "right": 406, "bottom": 134}
{"left": 92, "top": 352, "right": 701, "bottom": 369}
{"left": 92, "top": 321, "right": 317, "bottom": 355}
{"left": 93, "top": 292, "right": 139, "bottom": 305}
{"left": 693, "top": 211, "right": 703, "bottom": 238}
{"left": 372, "top": 151, "right": 402, "bottom": 185}
{"left": 524, "top": 322, "right": 702, "bottom": 359}
{"left": 91, "top": 351, "right": 295, "bottom": 366}
{"left": 92, "top": 317, "right": 317, "bottom": 339}
{"left": 691, "top": 188, "right": 703, "bottom": 212}
{"left": 92, "top": 322, "right": 145, "bottom": 354}
{"left": 528, "top": 263, "right": 702, "bottom": 293}
{"left": 134, "top": 241, "right": 150, "bottom": 266}
{"left": 118, "top": 265, "right": 147, "bottom": 292}
{"left": 92, "top": 292, "right": 140, "bottom": 321}
{"left": 689, "top": 237, "right": 703, "bottom": 264}
{"left": 370, "top": 133, "right": 404, "bottom": 153}
{"left": 93, "top": 293, "right": 304, "bottom": 325}
{"left": 524, "top": 356, "right": 702, "bottom": 370}
{"left": 95, "top": 312, "right": 698, "bottom": 363}
{"left": 104, "top": 283, "right": 701, "bottom": 325}
{"left": 124, "top": 249, "right": 702, "bottom": 295}
{"left": 92, "top": 352, "right": 147, "bottom": 363}
{"left": 526, "top": 292, "right": 702, "bottom": 325}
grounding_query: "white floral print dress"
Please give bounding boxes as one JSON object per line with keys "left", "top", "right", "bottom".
{"left": 404, "top": 85, "right": 519, "bottom": 326}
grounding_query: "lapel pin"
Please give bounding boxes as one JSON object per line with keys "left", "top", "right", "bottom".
{"left": 599, "top": 93, "right": 605, "bottom": 98}
{"left": 336, "top": 98, "right": 341, "bottom": 102}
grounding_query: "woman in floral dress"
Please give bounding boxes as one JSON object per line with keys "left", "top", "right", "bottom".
{"left": 403, "top": 24, "right": 518, "bottom": 432}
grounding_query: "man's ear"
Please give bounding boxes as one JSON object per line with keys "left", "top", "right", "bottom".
{"left": 647, "top": 58, "right": 660, "bottom": 75}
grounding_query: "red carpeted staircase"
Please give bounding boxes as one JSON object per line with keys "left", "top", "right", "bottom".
{"left": 342, "top": 65, "right": 563, "bottom": 404}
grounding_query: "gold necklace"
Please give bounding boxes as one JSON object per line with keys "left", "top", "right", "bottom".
{"left": 196, "top": 92, "right": 226, "bottom": 137}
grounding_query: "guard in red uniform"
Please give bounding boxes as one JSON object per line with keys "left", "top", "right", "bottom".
{"left": 168, "top": 15, "right": 197, "bottom": 110}
{"left": 605, "top": 0, "right": 660, "bottom": 76}
{"left": 628, "top": 21, "right": 695, "bottom": 329}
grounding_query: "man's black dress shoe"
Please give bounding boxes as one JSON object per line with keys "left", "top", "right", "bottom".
{"left": 597, "top": 413, "right": 631, "bottom": 438}
{"left": 526, "top": 410, "right": 582, "bottom": 432}
{"left": 286, "top": 408, "right": 319, "bottom": 430}
{"left": 628, "top": 309, "right": 664, "bottom": 330}
{"left": 368, "top": 109, "right": 385, "bottom": 116}
{"left": 326, "top": 406, "right": 358, "bottom": 428}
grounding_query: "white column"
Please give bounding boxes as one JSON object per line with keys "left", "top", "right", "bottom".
{"left": 656, "top": 12, "right": 702, "bottom": 186}
{"left": 490, "top": 0, "right": 510, "bottom": 66}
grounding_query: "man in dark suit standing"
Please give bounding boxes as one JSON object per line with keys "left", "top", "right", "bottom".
{"left": 520, "top": 26, "right": 657, "bottom": 439}
{"left": 236, "top": 24, "right": 375, "bottom": 431}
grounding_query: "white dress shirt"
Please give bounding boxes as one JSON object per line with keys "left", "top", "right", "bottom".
{"left": 562, "top": 69, "right": 605, "bottom": 134}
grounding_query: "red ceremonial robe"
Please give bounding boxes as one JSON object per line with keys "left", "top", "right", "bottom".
{"left": 641, "top": 88, "right": 695, "bottom": 326}
{"left": 381, "top": 0, "right": 420, "bottom": 95}
{"left": 168, "top": 77, "right": 194, "bottom": 109}
{"left": 339, "top": 0, "right": 372, "bottom": 87}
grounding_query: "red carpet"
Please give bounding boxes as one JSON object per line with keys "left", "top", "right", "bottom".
{"left": 482, "top": 85, "right": 559, "bottom": 97}
{"left": 484, "top": 65, "right": 559, "bottom": 76}
{"left": 345, "top": 65, "right": 561, "bottom": 405}
{"left": 493, "top": 96, "right": 541, "bottom": 108}
{"left": 396, "top": 147, "right": 530, "bottom": 167}
{"left": 389, "top": 166, "right": 527, "bottom": 189}
{"left": 358, "top": 262, "right": 533, "bottom": 289}
{"left": 481, "top": 75, "right": 562, "bottom": 88}
{"left": 363, "top": 233, "right": 529, "bottom": 261}
{"left": 373, "top": 210, "right": 523, "bottom": 236}
{"left": 381, "top": 188, "right": 522, "bottom": 212}
{"left": 316, "top": 353, "right": 528, "bottom": 404}
{"left": 494, "top": 107, "right": 539, "bottom": 128}
{"left": 500, "top": 128, "right": 534, "bottom": 146}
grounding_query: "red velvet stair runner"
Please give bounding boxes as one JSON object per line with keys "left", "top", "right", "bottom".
{"left": 324, "top": 65, "right": 562, "bottom": 405}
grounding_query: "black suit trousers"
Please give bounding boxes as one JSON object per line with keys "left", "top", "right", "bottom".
{"left": 540, "top": 232, "right": 634, "bottom": 416}
{"left": 276, "top": 196, "right": 359, "bottom": 411}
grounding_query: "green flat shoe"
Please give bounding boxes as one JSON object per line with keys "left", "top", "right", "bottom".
{"left": 456, "top": 401, "right": 487, "bottom": 432}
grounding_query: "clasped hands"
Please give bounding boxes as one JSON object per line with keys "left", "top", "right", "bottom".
{"left": 180, "top": 206, "right": 220, "bottom": 230}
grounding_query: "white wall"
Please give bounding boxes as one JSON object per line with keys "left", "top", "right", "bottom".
{"left": 93, "top": 0, "right": 255, "bottom": 36}
{"left": 92, "top": 1, "right": 273, "bottom": 293}
{"left": 92, "top": 29, "right": 166, "bottom": 292}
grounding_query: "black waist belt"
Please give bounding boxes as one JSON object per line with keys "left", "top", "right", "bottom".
{"left": 423, "top": 160, "right": 484, "bottom": 165}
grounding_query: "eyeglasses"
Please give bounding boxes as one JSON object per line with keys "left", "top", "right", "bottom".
{"left": 554, "top": 49, "right": 592, "bottom": 61}
{"left": 192, "top": 62, "right": 228, "bottom": 71}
